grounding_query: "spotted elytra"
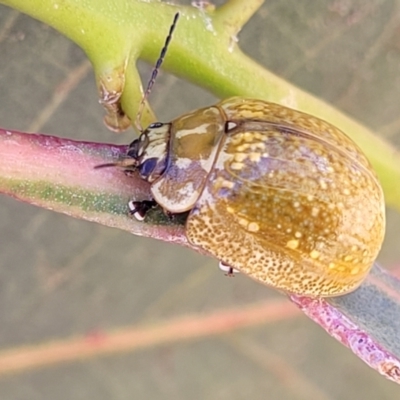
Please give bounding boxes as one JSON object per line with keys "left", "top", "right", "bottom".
{"left": 97, "top": 14, "right": 385, "bottom": 297}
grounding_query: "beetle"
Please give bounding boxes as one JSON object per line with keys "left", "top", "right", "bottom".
{"left": 110, "top": 96, "right": 385, "bottom": 297}
{"left": 96, "top": 13, "right": 385, "bottom": 297}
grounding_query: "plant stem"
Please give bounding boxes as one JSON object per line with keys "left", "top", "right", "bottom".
{"left": 214, "top": 0, "right": 265, "bottom": 36}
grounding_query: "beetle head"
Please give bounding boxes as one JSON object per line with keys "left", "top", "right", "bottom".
{"left": 126, "top": 122, "right": 171, "bottom": 183}
{"left": 95, "top": 122, "right": 171, "bottom": 183}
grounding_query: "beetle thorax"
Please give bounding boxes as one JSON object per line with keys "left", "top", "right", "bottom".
{"left": 142, "top": 106, "right": 226, "bottom": 213}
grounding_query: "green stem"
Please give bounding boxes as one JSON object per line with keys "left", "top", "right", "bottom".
{"left": 214, "top": 0, "right": 265, "bottom": 36}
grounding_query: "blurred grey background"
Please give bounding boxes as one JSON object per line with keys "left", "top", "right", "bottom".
{"left": 0, "top": 0, "right": 400, "bottom": 399}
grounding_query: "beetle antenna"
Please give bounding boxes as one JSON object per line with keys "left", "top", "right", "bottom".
{"left": 134, "top": 12, "right": 180, "bottom": 132}
{"left": 93, "top": 157, "right": 138, "bottom": 170}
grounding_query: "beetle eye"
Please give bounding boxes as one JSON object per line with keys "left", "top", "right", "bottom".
{"left": 149, "top": 122, "right": 164, "bottom": 129}
{"left": 139, "top": 157, "right": 158, "bottom": 179}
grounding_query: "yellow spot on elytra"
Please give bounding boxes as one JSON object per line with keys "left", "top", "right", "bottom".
{"left": 250, "top": 152, "right": 261, "bottom": 163}
{"left": 319, "top": 179, "right": 327, "bottom": 190}
{"left": 311, "top": 207, "right": 320, "bottom": 217}
{"left": 243, "top": 132, "right": 253, "bottom": 141}
{"left": 329, "top": 263, "right": 336, "bottom": 269}
{"left": 231, "top": 136, "right": 242, "bottom": 145}
{"left": 351, "top": 245, "right": 358, "bottom": 252}
{"left": 236, "top": 144, "right": 249, "bottom": 152}
{"left": 214, "top": 177, "right": 224, "bottom": 187}
{"left": 344, "top": 255, "right": 353, "bottom": 262}
{"left": 248, "top": 222, "right": 260, "bottom": 232}
{"left": 351, "top": 267, "right": 360, "bottom": 275}
{"left": 238, "top": 218, "right": 248, "bottom": 227}
{"left": 295, "top": 231, "right": 302, "bottom": 238}
{"left": 234, "top": 153, "right": 247, "bottom": 162}
{"left": 310, "top": 250, "right": 320, "bottom": 259}
{"left": 214, "top": 177, "right": 234, "bottom": 190}
{"left": 307, "top": 195, "right": 314, "bottom": 201}
{"left": 287, "top": 239, "right": 299, "bottom": 249}
{"left": 251, "top": 143, "right": 265, "bottom": 151}
{"left": 226, "top": 206, "right": 235, "bottom": 214}
{"left": 293, "top": 201, "right": 300, "bottom": 208}
{"left": 343, "top": 188, "right": 350, "bottom": 195}
{"left": 221, "top": 180, "right": 234, "bottom": 189}
{"left": 231, "top": 162, "right": 244, "bottom": 170}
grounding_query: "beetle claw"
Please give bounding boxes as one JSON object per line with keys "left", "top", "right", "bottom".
{"left": 128, "top": 200, "right": 156, "bottom": 221}
{"left": 218, "top": 261, "right": 240, "bottom": 277}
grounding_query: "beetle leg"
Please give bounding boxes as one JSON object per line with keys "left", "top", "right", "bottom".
{"left": 128, "top": 200, "right": 157, "bottom": 221}
{"left": 218, "top": 261, "right": 240, "bottom": 277}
